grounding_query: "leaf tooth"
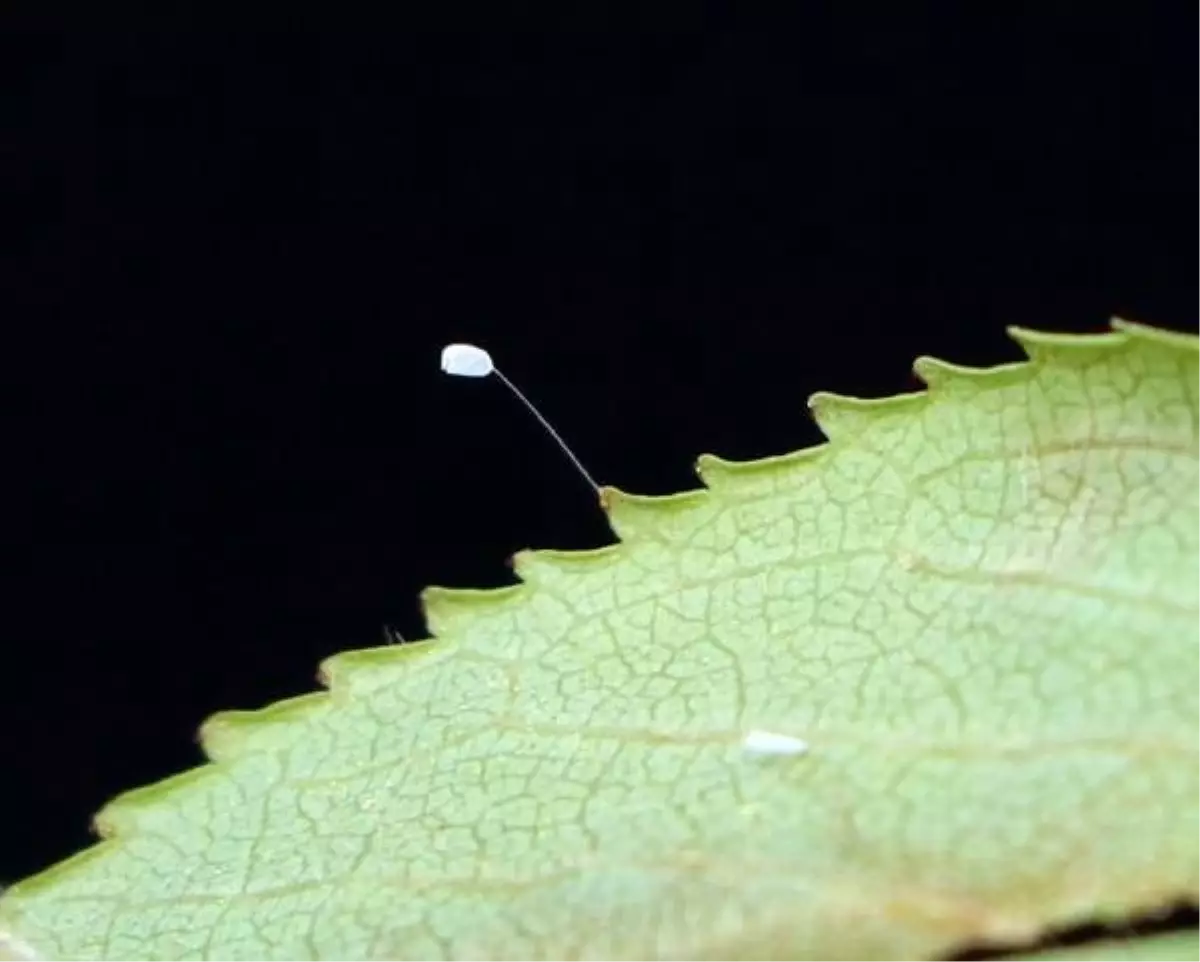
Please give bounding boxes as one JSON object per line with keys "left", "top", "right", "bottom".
{"left": 419, "top": 583, "right": 525, "bottom": 639}
{"left": 198, "top": 696, "right": 322, "bottom": 763}
{"left": 807, "top": 390, "right": 926, "bottom": 442}
{"left": 1111, "top": 315, "right": 1200, "bottom": 351}
{"left": 200, "top": 708, "right": 266, "bottom": 762}
{"left": 599, "top": 485, "right": 711, "bottom": 543}
{"left": 508, "top": 544, "right": 622, "bottom": 586}
{"left": 695, "top": 447, "right": 828, "bottom": 490}
{"left": 1006, "top": 323, "right": 1126, "bottom": 363}
{"left": 92, "top": 767, "right": 215, "bottom": 839}
{"left": 317, "top": 644, "right": 436, "bottom": 693}
{"left": 911, "top": 354, "right": 1016, "bottom": 390}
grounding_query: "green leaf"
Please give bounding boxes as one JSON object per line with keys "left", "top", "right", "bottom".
{"left": 2, "top": 320, "right": 1196, "bottom": 961}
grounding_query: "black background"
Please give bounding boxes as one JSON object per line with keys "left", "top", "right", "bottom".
{"left": 3, "top": 10, "right": 1196, "bottom": 894}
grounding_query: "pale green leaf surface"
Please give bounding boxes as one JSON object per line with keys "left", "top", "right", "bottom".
{"left": 1, "top": 320, "right": 1197, "bottom": 960}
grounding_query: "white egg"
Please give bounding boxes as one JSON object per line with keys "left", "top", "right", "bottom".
{"left": 440, "top": 343, "right": 494, "bottom": 378}
{"left": 439, "top": 342, "right": 600, "bottom": 494}
{"left": 742, "top": 729, "right": 809, "bottom": 757}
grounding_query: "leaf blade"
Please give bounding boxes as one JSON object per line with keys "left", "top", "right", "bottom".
{"left": 2, "top": 320, "right": 1196, "bottom": 960}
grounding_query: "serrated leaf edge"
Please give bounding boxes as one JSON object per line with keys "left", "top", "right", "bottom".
{"left": 3, "top": 317, "right": 1197, "bottom": 952}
